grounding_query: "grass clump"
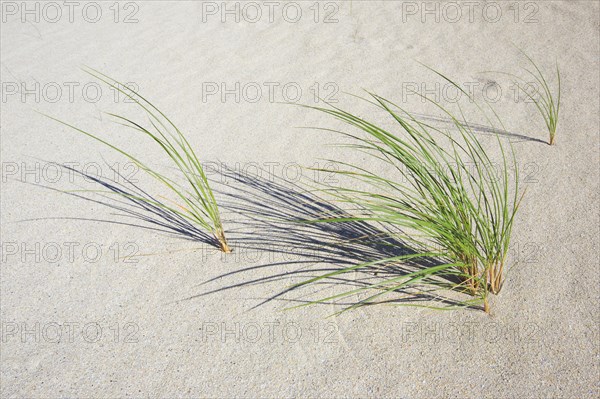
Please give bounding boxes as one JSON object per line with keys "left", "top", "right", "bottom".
{"left": 492, "top": 49, "right": 561, "bottom": 145}
{"left": 516, "top": 51, "right": 561, "bottom": 145}
{"left": 293, "top": 76, "right": 524, "bottom": 313}
{"left": 44, "top": 68, "right": 231, "bottom": 253}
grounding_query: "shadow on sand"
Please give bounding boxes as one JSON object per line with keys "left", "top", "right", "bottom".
{"left": 24, "top": 161, "right": 473, "bottom": 311}
{"left": 414, "top": 112, "right": 548, "bottom": 145}
{"left": 23, "top": 162, "right": 222, "bottom": 249}
{"left": 191, "top": 166, "right": 466, "bottom": 311}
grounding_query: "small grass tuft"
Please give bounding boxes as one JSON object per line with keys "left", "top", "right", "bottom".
{"left": 489, "top": 49, "right": 561, "bottom": 145}
{"left": 43, "top": 68, "right": 231, "bottom": 253}
{"left": 515, "top": 50, "right": 561, "bottom": 145}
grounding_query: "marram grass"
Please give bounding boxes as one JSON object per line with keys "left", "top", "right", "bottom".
{"left": 44, "top": 68, "right": 231, "bottom": 252}
{"left": 514, "top": 50, "right": 561, "bottom": 145}
{"left": 293, "top": 79, "right": 524, "bottom": 314}
{"left": 491, "top": 49, "right": 561, "bottom": 145}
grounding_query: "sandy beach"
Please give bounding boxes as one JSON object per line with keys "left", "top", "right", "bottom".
{"left": 1, "top": 1, "right": 599, "bottom": 397}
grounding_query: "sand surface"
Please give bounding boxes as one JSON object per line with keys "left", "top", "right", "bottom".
{"left": 1, "top": 1, "right": 599, "bottom": 398}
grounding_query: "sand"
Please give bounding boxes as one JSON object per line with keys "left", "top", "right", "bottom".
{"left": 1, "top": 1, "right": 599, "bottom": 398}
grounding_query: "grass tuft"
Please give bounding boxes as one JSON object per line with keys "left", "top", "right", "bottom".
{"left": 489, "top": 49, "right": 561, "bottom": 145}
{"left": 43, "top": 68, "right": 231, "bottom": 253}
{"left": 515, "top": 50, "right": 561, "bottom": 145}
{"left": 293, "top": 72, "right": 524, "bottom": 314}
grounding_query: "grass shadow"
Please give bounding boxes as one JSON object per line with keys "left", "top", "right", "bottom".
{"left": 186, "top": 165, "right": 475, "bottom": 311}
{"left": 21, "top": 161, "right": 221, "bottom": 249}
{"left": 23, "top": 161, "right": 476, "bottom": 312}
{"left": 414, "top": 112, "right": 547, "bottom": 144}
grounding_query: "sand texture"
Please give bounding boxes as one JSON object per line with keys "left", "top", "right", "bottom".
{"left": 1, "top": 1, "right": 599, "bottom": 398}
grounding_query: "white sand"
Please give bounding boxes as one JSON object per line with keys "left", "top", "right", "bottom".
{"left": 1, "top": 1, "right": 599, "bottom": 397}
